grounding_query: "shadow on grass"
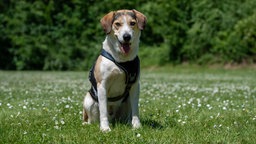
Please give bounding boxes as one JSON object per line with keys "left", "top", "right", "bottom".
{"left": 111, "top": 118, "right": 164, "bottom": 130}
{"left": 141, "top": 119, "right": 164, "bottom": 130}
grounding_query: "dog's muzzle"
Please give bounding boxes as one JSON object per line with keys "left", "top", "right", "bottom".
{"left": 123, "top": 33, "right": 131, "bottom": 42}
{"left": 117, "top": 33, "right": 131, "bottom": 54}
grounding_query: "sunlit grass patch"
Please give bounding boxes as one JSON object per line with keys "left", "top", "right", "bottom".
{"left": 0, "top": 69, "right": 255, "bottom": 143}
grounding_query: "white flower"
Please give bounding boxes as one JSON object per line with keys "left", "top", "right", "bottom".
{"left": 60, "top": 119, "right": 65, "bottom": 125}
{"left": 16, "top": 112, "right": 20, "bottom": 117}
{"left": 7, "top": 103, "right": 13, "bottom": 109}
{"left": 54, "top": 125, "right": 59, "bottom": 130}
{"left": 23, "top": 105, "right": 27, "bottom": 109}
{"left": 52, "top": 116, "right": 57, "bottom": 121}
{"left": 136, "top": 133, "right": 141, "bottom": 138}
{"left": 65, "top": 105, "right": 70, "bottom": 108}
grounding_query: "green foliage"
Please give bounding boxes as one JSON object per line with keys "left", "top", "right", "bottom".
{"left": 223, "top": 12, "right": 256, "bottom": 62}
{"left": 0, "top": 0, "right": 256, "bottom": 70}
{"left": 139, "top": 44, "right": 170, "bottom": 67}
{"left": 0, "top": 0, "right": 102, "bottom": 70}
{"left": 185, "top": 0, "right": 256, "bottom": 63}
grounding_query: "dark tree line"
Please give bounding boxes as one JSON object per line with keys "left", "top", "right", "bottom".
{"left": 0, "top": 0, "right": 255, "bottom": 70}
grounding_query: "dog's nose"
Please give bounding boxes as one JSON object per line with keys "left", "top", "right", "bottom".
{"left": 123, "top": 33, "right": 131, "bottom": 42}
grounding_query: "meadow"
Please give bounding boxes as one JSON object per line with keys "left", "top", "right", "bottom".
{"left": 0, "top": 67, "right": 255, "bottom": 143}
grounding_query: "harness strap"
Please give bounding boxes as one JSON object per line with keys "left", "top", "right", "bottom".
{"left": 88, "top": 49, "right": 139, "bottom": 102}
{"left": 101, "top": 50, "right": 130, "bottom": 84}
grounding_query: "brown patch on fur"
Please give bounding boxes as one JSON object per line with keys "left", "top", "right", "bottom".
{"left": 132, "top": 9, "right": 147, "bottom": 30}
{"left": 100, "top": 11, "right": 115, "bottom": 34}
{"left": 83, "top": 109, "right": 88, "bottom": 121}
{"left": 112, "top": 11, "right": 138, "bottom": 32}
{"left": 100, "top": 9, "right": 147, "bottom": 34}
{"left": 94, "top": 56, "right": 103, "bottom": 84}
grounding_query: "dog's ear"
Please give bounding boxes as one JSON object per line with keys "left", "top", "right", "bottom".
{"left": 100, "top": 11, "right": 115, "bottom": 34}
{"left": 132, "top": 9, "right": 147, "bottom": 30}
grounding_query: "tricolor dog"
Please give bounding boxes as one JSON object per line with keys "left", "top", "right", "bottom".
{"left": 83, "top": 9, "right": 147, "bottom": 132}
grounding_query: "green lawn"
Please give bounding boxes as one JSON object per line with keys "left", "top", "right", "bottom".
{"left": 0, "top": 68, "right": 255, "bottom": 143}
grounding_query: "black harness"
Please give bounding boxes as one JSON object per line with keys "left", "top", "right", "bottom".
{"left": 89, "top": 49, "right": 140, "bottom": 102}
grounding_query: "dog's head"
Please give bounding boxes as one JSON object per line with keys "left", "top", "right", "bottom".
{"left": 100, "top": 9, "right": 147, "bottom": 56}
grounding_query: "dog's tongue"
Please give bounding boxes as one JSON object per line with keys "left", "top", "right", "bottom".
{"left": 121, "top": 43, "right": 130, "bottom": 54}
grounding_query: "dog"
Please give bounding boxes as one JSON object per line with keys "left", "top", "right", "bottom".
{"left": 83, "top": 9, "right": 146, "bottom": 132}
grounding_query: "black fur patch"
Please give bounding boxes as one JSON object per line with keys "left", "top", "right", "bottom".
{"left": 113, "top": 11, "right": 136, "bottom": 22}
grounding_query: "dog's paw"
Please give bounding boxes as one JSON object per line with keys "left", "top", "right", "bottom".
{"left": 82, "top": 121, "right": 91, "bottom": 125}
{"left": 132, "top": 117, "right": 141, "bottom": 129}
{"left": 100, "top": 120, "right": 111, "bottom": 132}
{"left": 132, "top": 122, "right": 141, "bottom": 129}
{"left": 100, "top": 126, "right": 111, "bottom": 132}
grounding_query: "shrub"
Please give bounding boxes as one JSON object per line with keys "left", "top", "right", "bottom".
{"left": 0, "top": 0, "right": 255, "bottom": 70}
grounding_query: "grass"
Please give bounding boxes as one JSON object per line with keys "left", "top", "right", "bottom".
{"left": 0, "top": 67, "right": 255, "bottom": 143}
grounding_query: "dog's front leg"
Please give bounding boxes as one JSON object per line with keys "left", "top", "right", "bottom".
{"left": 98, "top": 83, "right": 111, "bottom": 132}
{"left": 130, "top": 82, "right": 141, "bottom": 129}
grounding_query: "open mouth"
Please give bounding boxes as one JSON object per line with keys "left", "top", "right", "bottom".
{"left": 120, "top": 42, "right": 131, "bottom": 54}
{"left": 116, "top": 38, "right": 131, "bottom": 54}
{"left": 115, "top": 35, "right": 131, "bottom": 54}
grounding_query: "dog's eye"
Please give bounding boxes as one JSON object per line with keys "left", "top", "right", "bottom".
{"left": 130, "top": 22, "right": 136, "bottom": 26}
{"left": 115, "top": 22, "right": 121, "bottom": 27}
